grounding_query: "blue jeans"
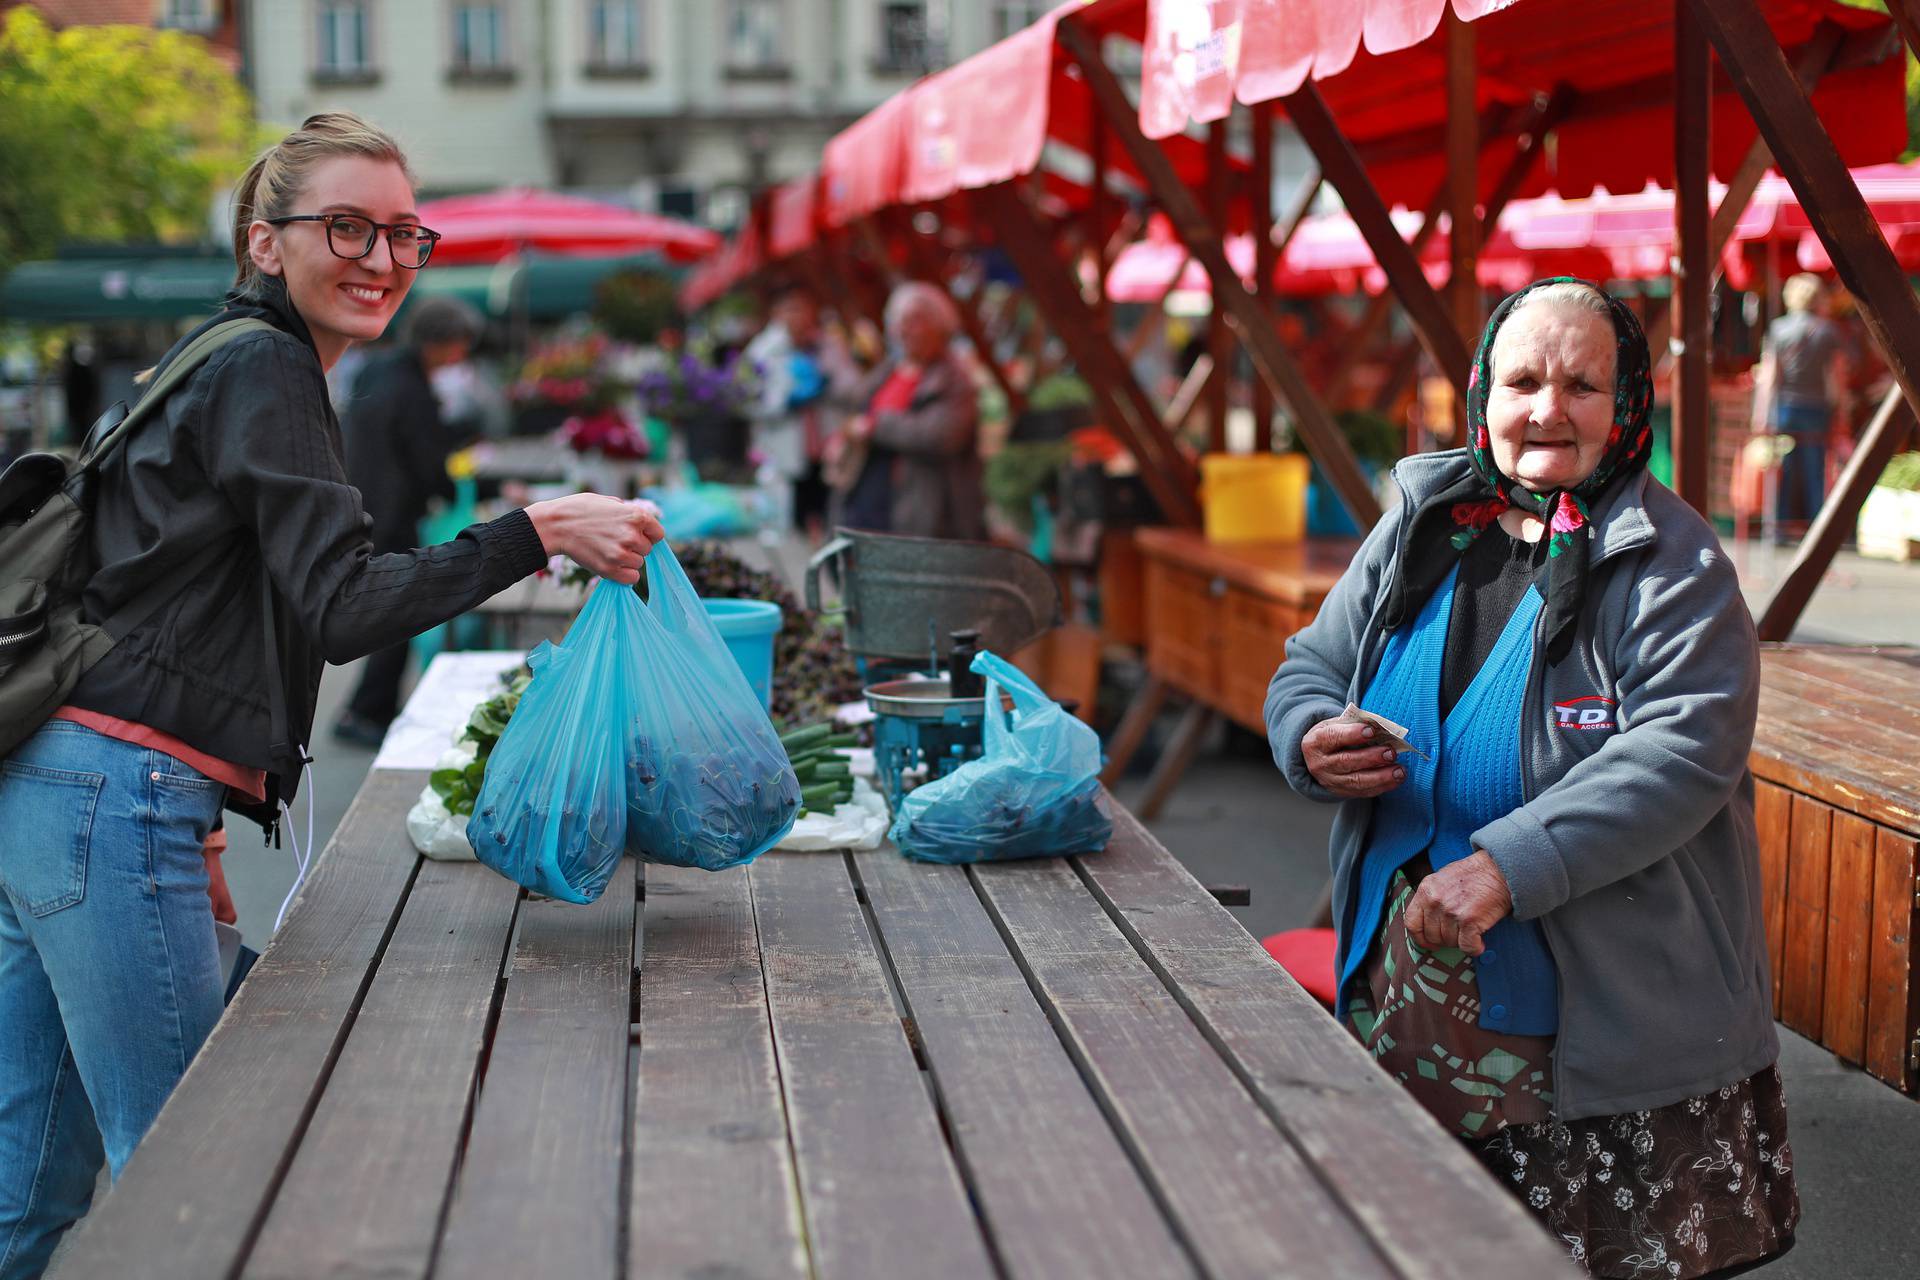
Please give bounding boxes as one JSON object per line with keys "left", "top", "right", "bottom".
{"left": 1770, "top": 402, "right": 1829, "bottom": 527}
{"left": 0, "top": 721, "right": 225, "bottom": 1279}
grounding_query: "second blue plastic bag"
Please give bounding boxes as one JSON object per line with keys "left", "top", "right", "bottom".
{"left": 468, "top": 579, "right": 644, "bottom": 904}
{"left": 889, "top": 650, "right": 1112, "bottom": 864}
{"left": 622, "top": 541, "right": 800, "bottom": 869}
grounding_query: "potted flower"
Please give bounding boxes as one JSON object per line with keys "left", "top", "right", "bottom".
{"left": 508, "top": 333, "right": 620, "bottom": 437}
{"left": 636, "top": 346, "right": 761, "bottom": 482}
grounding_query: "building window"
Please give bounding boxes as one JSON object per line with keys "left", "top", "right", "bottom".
{"left": 157, "top": 0, "right": 219, "bottom": 32}
{"left": 315, "top": 0, "right": 373, "bottom": 76}
{"left": 725, "top": 0, "right": 783, "bottom": 71}
{"left": 588, "top": 0, "right": 646, "bottom": 69}
{"left": 452, "top": 1, "right": 508, "bottom": 72}
{"left": 990, "top": 2, "right": 1047, "bottom": 41}
{"left": 876, "top": 0, "right": 933, "bottom": 73}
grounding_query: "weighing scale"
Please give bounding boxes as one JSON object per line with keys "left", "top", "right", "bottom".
{"left": 806, "top": 528, "right": 1061, "bottom": 807}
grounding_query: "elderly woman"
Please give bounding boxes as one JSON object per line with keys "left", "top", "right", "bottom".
{"left": 1267, "top": 280, "right": 1796, "bottom": 1278}
{"left": 829, "top": 281, "right": 984, "bottom": 540}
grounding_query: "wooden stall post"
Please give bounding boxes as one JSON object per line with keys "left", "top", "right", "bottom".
{"left": 1283, "top": 82, "right": 1475, "bottom": 398}
{"left": 1205, "top": 118, "right": 1233, "bottom": 454}
{"left": 1251, "top": 102, "right": 1277, "bottom": 453}
{"left": 1056, "top": 16, "right": 1382, "bottom": 529}
{"left": 1445, "top": 10, "right": 1481, "bottom": 355}
{"left": 1672, "top": 0, "right": 1714, "bottom": 516}
{"left": 1688, "top": 0, "right": 1920, "bottom": 638}
{"left": 976, "top": 185, "right": 1204, "bottom": 528}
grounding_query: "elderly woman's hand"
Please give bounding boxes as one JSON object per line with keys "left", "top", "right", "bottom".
{"left": 1403, "top": 851, "right": 1512, "bottom": 955}
{"left": 1301, "top": 717, "right": 1407, "bottom": 798}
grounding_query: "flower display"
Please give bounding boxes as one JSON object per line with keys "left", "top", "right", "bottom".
{"left": 635, "top": 347, "right": 760, "bottom": 421}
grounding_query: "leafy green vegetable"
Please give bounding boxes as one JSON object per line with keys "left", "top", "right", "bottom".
{"left": 433, "top": 666, "right": 532, "bottom": 818}
{"left": 1879, "top": 452, "right": 1920, "bottom": 492}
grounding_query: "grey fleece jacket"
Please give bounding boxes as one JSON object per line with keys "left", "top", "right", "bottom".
{"left": 1267, "top": 450, "right": 1776, "bottom": 1121}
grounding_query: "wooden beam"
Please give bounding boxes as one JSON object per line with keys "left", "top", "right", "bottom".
{"left": 1672, "top": 0, "right": 1714, "bottom": 516}
{"left": 1251, "top": 102, "right": 1276, "bottom": 453}
{"left": 1691, "top": 0, "right": 1920, "bottom": 634}
{"left": 1445, "top": 10, "right": 1481, "bottom": 354}
{"left": 977, "top": 184, "right": 1204, "bottom": 528}
{"left": 1324, "top": 87, "right": 1569, "bottom": 408}
{"left": 1273, "top": 168, "right": 1321, "bottom": 257}
{"left": 1759, "top": 384, "right": 1913, "bottom": 639}
{"left": 1644, "top": 23, "right": 1847, "bottom": 367}
{"left": 1886, "top": 0, "right": 1920, "bottom": 63}
{"left": 1056, "top": 14, "right": 1381, "bottom": 528}
{"left": 1205, "top": 118, "right": 1232, "bottom": 454}
{"left": 1285, "top": 81, "right": 1474, "bottom": 399}
{"left": 1165, "top": 353, "right": 1215, "bottom": 436}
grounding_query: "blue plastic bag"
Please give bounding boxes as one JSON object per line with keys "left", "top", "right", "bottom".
{"left": 621, "top": 542, "right": 800, "bottom": 870}
{"left": 889, "top": 650, "right": 1112, "bottom": 864}
{"left": 467, "top": 579, "right": 643, "bottom": 904}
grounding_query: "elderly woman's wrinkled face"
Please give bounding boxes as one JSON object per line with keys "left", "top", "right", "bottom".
{"left": 1487, "top": 301, "right": 1618, "bottom": 492}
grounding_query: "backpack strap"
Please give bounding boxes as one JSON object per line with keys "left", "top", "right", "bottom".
{"left": 85, "top": 317, "right": 280, "bottom": 641}
{"left": 79, "top": 317, "right": 279, "bottom": 471}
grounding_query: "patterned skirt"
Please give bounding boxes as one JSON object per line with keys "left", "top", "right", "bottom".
{"left": 1346, "top": 862, "right": 1799, "bottom": 1279}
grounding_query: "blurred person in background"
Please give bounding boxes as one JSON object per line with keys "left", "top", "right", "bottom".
{"left": 0, "top": 113, "right": 662, "bottom": 1279}
{"left": 332, "top": 294, "right": 488, "bottom": 746}
{"left": 828, "top": 282, "right": 983, "bottom": 540}
{"left": 1751, "top": 273, "right": 1853, "bottom": 539}
{"left": 745, "top": 284, "right": 851, "bottom": 541}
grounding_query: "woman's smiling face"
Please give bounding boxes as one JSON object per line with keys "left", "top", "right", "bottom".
{"left": 247, "top": 155, "right": 418, "bottom": 369}
{"left": 1486, "top": 300, "right": 1618, "bottom": 493}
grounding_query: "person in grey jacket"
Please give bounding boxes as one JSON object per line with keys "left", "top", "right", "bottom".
{"left": 1267, "top": 279, "right": 1795, "bottom": 1279}
{"left": 829, "top": 282, "right": 985, "bottom": 541}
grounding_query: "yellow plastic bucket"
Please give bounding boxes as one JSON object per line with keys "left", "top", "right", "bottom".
{"left": 1200, "top": 452, "right": 1310, "bottom": 543}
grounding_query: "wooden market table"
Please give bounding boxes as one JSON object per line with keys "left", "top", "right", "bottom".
{"left": 1752, "top": 644, "right": 1920, "bottom": 1096}
{"left": 1102, "top": 528, "right": 1360, "bottom": 817}
{"left": 51, "top": 679, "right": 1572, "bottom": 1279}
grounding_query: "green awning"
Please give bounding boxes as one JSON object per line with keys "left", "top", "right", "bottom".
{"left": 0, "top": 256, "right": 231, "bottom": 323}
{"left": 2, "top": 251, "right": 678, "bottom": 325}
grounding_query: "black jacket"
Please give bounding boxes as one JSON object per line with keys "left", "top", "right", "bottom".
{"left": 69, "top": 279, "right": 547, "bottom": 830}
{"left": 339, "top": 348, "right": 457, "bottom": 548}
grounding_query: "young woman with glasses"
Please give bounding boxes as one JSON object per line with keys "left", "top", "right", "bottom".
{"left": 0, "top": 113, "right": 664, "bottom": 1278}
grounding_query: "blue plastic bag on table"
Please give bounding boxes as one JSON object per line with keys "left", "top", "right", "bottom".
{"left": 889, "top": 650, "right": 1112, "bottom": 864}
{"left": 467, "top": 578, "right": 642, "bottom": 904}
{"left": 622, "top": 541, "right": 800, "bottom": 870}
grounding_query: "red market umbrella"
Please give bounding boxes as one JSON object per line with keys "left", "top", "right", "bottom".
{"left": 416, "top": 188, "right": 721, "bottom": 266}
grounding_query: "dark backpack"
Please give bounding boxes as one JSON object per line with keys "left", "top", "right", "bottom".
{"left": 0, "top": 318, "right": 275, "bottom": 758}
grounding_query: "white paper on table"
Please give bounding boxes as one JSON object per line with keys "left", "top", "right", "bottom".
{"left": 371, "top": 650, "right": 528, "bottom": 771}
{"left": 774, "top": 775, "right": 890, "bottom": 851}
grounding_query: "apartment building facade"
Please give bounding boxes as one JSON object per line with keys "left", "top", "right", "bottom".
{"left": 243, "top": 0, "right": 1058, "bottom": 222}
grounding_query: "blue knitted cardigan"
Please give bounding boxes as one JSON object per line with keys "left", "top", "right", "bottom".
{"left": 1336, "top": 564, "right": 1560, "bottom": 1035}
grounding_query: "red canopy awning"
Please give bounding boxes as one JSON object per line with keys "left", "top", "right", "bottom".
{"left": 417, "top": 188, "right": 720, "bottom": 265}
{"left": 1130, "top": 0, "right": 1904, "bottom": 205}
{"left": 767, "top": 174, "right": 822, "bottom": 259}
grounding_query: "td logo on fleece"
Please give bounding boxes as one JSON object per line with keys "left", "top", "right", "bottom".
{"left": 1552, "top": 695, "right": 1617, "bottom": 730}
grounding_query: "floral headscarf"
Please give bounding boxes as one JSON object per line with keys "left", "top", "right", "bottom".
{"left": 1380, "top": 278, "right": 1655, "bottom": 663}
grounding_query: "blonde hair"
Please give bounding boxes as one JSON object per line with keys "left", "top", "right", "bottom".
{"left": 1782, "top": 273, "right": 1824, "bottom": 314}
{"left": 231, "top": 112, "right": 416, "bottom": 293}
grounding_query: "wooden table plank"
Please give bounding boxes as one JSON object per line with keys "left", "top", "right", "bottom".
{"left": 1755, "top": 779, "right": 1794, "bottom": 1015}
{"left": 436, "top": 861, "right": 637, "bottom": 1280}
{"left": 1764, "top": 651, "right": 1920, "bottom": 739}
{"left": 241, "top": 861, "right": 522, "bottom": 1280}
{"left": 1751, "top": 699, "right": 1920, "bottom": 835}
{"left": 971, "top": 857, "right": 1391, "bottom": 1279}
{"left": 1780, "top": 794, "right": 1835, "bottom": 1039}
{"left": 748, "top": 852, "right": 998, "bottom": 1280}
{"left": 49, "top": 771, "right": 428, "bottom": 1280}
{"left": 1072, "top": 805, "right": 1576, "bottom": 1280}
{"left": 1867, "top": 827, "right": 1920, "bottom": 1091}
{"left": 850, "top": 848, "right": 1200, "bottom": 1280}
{"left": 630, "top": 863, "right": 809, "bottom": 1280}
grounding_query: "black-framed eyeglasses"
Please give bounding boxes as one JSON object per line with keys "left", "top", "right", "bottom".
{"left": 264, "top": 213, "right": 441, "bottom": 269}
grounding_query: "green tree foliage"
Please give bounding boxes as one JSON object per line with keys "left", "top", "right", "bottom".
{"left": 0, "top": 7, "right": 260, "bottom": 278}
